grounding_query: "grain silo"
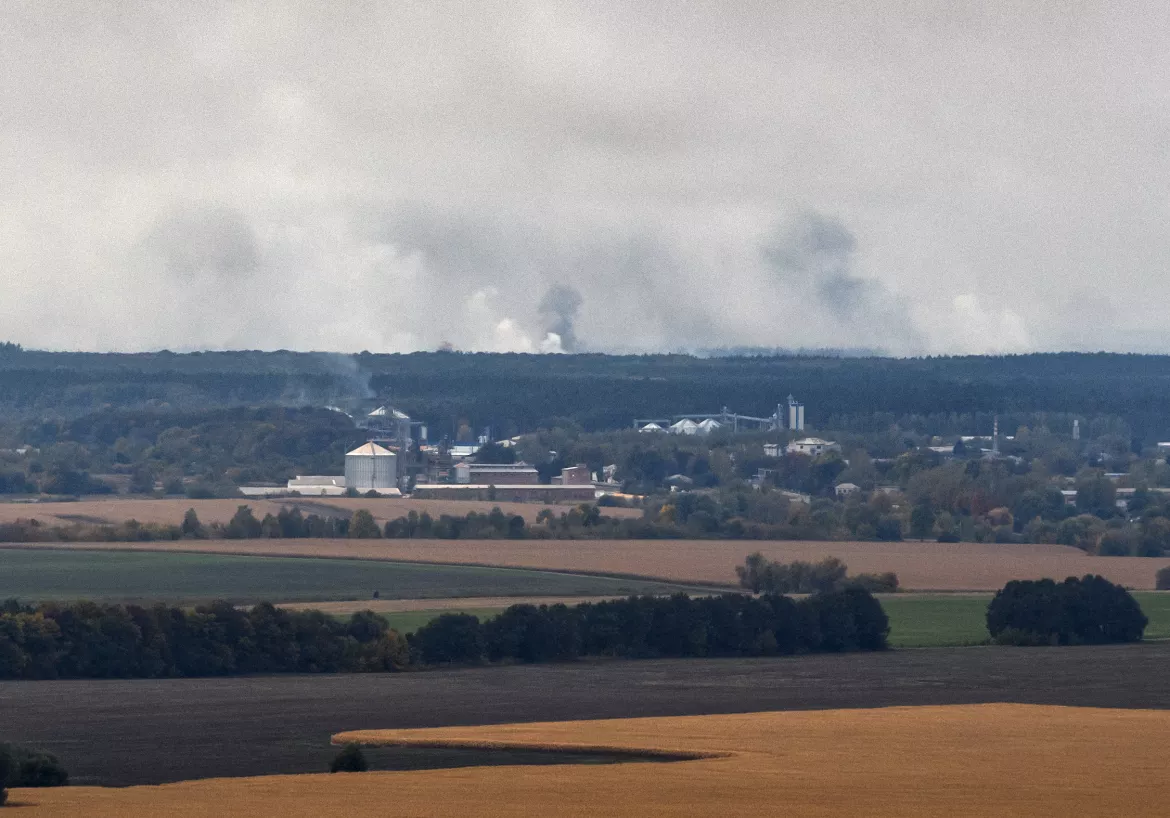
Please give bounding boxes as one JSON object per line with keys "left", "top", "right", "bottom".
{"left": 345, "top": 442, "right": 398, "bottom": 492}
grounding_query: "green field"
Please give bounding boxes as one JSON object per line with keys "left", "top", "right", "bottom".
{"left": 378, "top": 593, "right": 1170, "bottom": 647}
{"left": 0, "top": 548, "right": 702, "bottom": 606}
{"left": 878, "top": 593, "right": 1170, "bottom": 647}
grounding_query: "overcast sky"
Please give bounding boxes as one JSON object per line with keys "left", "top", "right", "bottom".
{"left": 3, "top": 1, "right": 1169, "bottom": 355}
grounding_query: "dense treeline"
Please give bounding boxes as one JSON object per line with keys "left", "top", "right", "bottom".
{"left": 8, "top": 350, "right": 1170, "bottom": 438}
{"left": 0, "top": 591, "right": 888, "bottom": 680}
{"left": 409, "top": 590, "right": 890, "bottom": 663}
{"left": 0, "top": 600, "right": 410, "bottom": 679}
{"left": 986, "top": 576, "right": 1148, "bottom": 646}
{"left": 0, "top": 406, "right": 362, "bottom": 495}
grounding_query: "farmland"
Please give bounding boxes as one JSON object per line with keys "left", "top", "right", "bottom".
{"left": 322, "top": 592, "right": 1170, "bottom": 648}
{"left": 14, "top": 703, "right": 1170, "bottom": 815}
{"left": 15, "top": 536, "right": 1170, "bottom": 590}
{"left": 0, "top": 496, "right": 640, "bottom": 527}
{"left": 0, "top": 548, "right": 699, "bottom": 605}
{"left": 4, "top": 642, "right": 1170, "bottom": 787}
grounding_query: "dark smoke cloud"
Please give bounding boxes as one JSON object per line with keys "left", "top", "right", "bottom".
{"left": 762, "top": 211, "right": 923, "bottom": 353}
{"left": 538, "top": 284, "right": 584, "bottom": 352}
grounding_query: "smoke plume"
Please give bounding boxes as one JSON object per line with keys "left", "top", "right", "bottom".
{"left": 762, "top": 211, "right": 924, "bottom": 354}
{"left": 538, "top": 284, "right": 584, "bottom": 353}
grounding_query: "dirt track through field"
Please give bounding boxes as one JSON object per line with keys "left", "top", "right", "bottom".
{"left": 15, "top": 704, "right": 1170, "bottom": 816}
{"left": 16, "top": 537, "right": 1170, "bottom": 590}
{"left": 0, "top": 497, "right": 638, "bottom": 527}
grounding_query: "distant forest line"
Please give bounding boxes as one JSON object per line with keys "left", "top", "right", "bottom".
{"left": 3, "top": 349, "right": 1170, "bottom": 438}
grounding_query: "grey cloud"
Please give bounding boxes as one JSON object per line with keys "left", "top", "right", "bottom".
{"left": 140, "top": 206, "right": 261, "bottom": 282}
{"left": 3, "top": 2, "right": 1170, "bottom": 354}
{"left": 762, "top": 212, "right": 924, "bottom": 354}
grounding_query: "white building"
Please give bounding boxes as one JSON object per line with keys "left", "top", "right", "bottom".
{"left": 287, "top": 475, "right": 348, "bottom": 496}
{"left": 697, "top": 418, "right": 723, "bottom": 435}
{"left": 345, "top": 442, "right": 398, "bottom": 492}
{"left": 669, "top": 419, "right": 700, "bottom": 436}
{"left": 638, "top": 422, "right": 666, "bottom": 434}
{"left": 835, "top": 482, "right": 860, "bottom": 497}
{"left": 786, "top": 437, "right": 840, "bottom": 457}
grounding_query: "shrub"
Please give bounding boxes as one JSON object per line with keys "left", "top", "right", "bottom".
{"left": 330, "top": 743, "right": 368, "bottom": 773}
{"left": 986, "top": 575, "right": 1148, "bottom": 646}
{"left": 0, "top": 744, "right": 68, "bottom": 788}
{"left": 1157, "top": 566, "right": 1170, "bottom": 591}
{"left": 14, "top": 750, "right": 68, "bottom": 787}
{"left": 847, "top": 572, "right": 899, "bottom": 593}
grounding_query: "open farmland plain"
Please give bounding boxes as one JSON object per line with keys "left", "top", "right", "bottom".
{"left": 13, "top": 703, "right": 1170, "bottom": 816}
{"left": 4, "top": 642, "right": 1170, "bottom": 787}
{"left": 0, "top": 548, "right": 699, "bottom": 605}
{"left": 15, "top": 536, "right": 1170, "bottom": 590}
{"left": 0, "top": 496, "right": 640, "bottom": 527}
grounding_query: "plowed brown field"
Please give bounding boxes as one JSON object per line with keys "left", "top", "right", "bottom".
{"left": 15, "top": 537, "right": 1170, "bottom": 590}
{"left": 0, "top": 496, "right": 638, "bottom": 527}
{"left": 14, "top": 704, "right": 1170, "bottom": 816}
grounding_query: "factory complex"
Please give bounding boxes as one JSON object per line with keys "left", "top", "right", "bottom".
{"left": 243, "top": 395, "right": 822, "bottom": 502}
{"left": 242, "top": 404, "right": 601, "bottom": 501}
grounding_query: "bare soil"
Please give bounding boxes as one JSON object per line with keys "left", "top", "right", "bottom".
{"left": 4, "top": 642, "right": 1170, "bottom": 787}
{"left": 16, "top": 537, "right": 1170, "bottom": 590}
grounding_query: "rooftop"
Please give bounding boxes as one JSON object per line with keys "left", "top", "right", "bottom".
{"left": 346, "top": 442, "right": 396, "bottom": 457}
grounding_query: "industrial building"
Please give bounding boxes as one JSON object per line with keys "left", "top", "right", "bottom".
{"left": 454, "top": 462, "right": 539, "bottom": 485}
{"left": 635, "top": 396, "right": 807, "bottom": 435}
{"left": 286, "top": 475, "right": 348, "bottom": 496}
{"left": 345, "top": 442, "right": 398, "bottom": 492}
{"left": 786, "top": 395, "right": 805, "bottom": 431}
{"left": 411, "top": 484, "right": 597, "bottom": 502}
{"left": 551, "top": 464, "right": 591, "bottom": 485}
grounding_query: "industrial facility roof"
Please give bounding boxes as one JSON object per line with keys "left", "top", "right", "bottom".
{"left": 346, "top": 442, "right": 396, "bottom": 457}
{"left": 368, "top": 406, "right": 411, "bottom": 419}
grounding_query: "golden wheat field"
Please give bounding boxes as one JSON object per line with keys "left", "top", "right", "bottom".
{"left": 0, "top": 496, "right": 638, "bottom": 527}
{"left": 13, "top": 704, "right": 1170, "bottom": 816}
{"left": 16, "top": 536, "right": 1170, "bottom": 590}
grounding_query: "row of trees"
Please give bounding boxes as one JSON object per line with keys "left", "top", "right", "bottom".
{"left": 0, "top": 601, "right": 409, "bottom": 679}
{"left": 0, "top": 590, "right": 889, "bottom": 681}
{"left": 735, "top": 554, "right": 899, "bottom": 594}
{"left": 410, "top": 590, "right": 890, "bottom": 664}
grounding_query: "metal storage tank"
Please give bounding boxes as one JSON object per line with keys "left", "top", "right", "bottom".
{"left": 345, "top": 442, "right": 398, "bottom": 491}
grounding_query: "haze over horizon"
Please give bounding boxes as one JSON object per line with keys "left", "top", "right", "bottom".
{"left": 4, "top": 3, "right": 1169, "bottom": 356}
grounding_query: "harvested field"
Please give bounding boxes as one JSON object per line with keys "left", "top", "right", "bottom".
{"left": 0, "top": 548, "right": 698, "bottom": 605}
{"left": 276, "top": 595, "right": 624, "bottom": 615}
{"left": 17, "top": 537, "right": 1170, "bottom": 590}
{"left": 16, "top": 704, "right": 1170, "bottom": 816}
{"left": 4, "top": 642, "right": 1170, "bottom": 787}
{"left": 0, "top": 496, "right": 639, "bottom": 527}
